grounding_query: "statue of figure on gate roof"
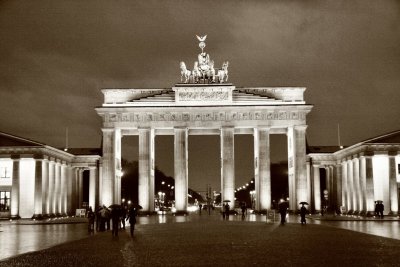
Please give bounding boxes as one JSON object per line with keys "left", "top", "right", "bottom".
{"left": 179, "top": 34, "right": 229, "bottom": 84}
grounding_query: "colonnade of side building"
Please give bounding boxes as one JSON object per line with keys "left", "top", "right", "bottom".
{"left": 309, "top": 149, "right": 400, "bottom": 215}
{"left": 0, "top": 152, "right": 100, "bottom": 219}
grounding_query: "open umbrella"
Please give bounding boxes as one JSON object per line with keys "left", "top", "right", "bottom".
{"left": 109, "top": 204, "right": 122, "bottom": 209}
{"left": 299, "top": 201, "right": 309, "bottom": 205}
{"left": 135, "top": 204, "right": 143, "bottom": 210}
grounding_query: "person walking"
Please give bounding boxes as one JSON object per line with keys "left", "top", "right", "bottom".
{"left": 224, "top": 203, "right": 230, "bottom": 220}
{"left": 120, "top": 206, "right": 127, "bottom": 230}
{"left": 300, "top": 204, "right": 307, "bottom": 225}
{"left": 111, "top": 206, "right": 121, "bottom": 237}
{"left": 126, "top": 206, "right": 137, "bottom": 237}
{"left": 278, "top": 201, "right": 288, "bottom": 225}
{"left": 87, "top": 207, "right": 95, "bottom": 233}
{"left": 241, "top": 202, "right": 247, "bottom": 219}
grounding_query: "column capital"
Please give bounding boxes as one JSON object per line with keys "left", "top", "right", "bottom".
{"left": 388, "top": 151, "right": 399, "bottom": 156}
{"left": 101, "top": 128, "right": 114, "bottom": 133}
{"left": 294, "top": 125, "right": 308, "bottom": 131}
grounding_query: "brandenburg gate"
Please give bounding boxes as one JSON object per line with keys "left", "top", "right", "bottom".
{"left": 95, "top": 36, "right": 313, "bottom": 213}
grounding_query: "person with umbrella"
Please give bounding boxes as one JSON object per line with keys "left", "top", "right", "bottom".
{"left": 299, "top": 202, "right": 309, "bottom": 225}
{"left": 126, "top": 205, "right": 141, "bottom": 237}
{"left": 223, "top": 200, "right": 230, "bottom": 220}
{"left": 278, "top": 200, "right": 288, "bottom": 225}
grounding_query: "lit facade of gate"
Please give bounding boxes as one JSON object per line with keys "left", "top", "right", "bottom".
{"left": 96, "top": 84, "right": 313, "bottom": 212}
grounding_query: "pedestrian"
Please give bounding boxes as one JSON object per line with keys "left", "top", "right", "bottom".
{"left": 300, "top": 204, "right": 307, "bottom": 225}
{"left": 378, "top": 202, "right": 384, "bottom": 219}
{"left": 87, "top": 206, "right": 95, "bottom": 233}
{"left": 111, "top": 206, "right": 121, "bottom": 237}
{"left": 241, "top": 202, "right": 247, "bottom": 219}
{"left": 199, "top": 204, "right": 202, "bottom": 215}
{"left": 95, "top": 206, "right": 102, "bottom": 232}
{"left": 278, "top": 201, "right": 288, "bottom": 225}
{"left": 126, "top": 206, "right": 137, "bottom": 237}
{"left": 224, "top": 203, "right": 230, "bottom": 220}
{"left": 120, "top": 206, "right": 127, "bottom": 230}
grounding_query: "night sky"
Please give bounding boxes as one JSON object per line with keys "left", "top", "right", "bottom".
{"left": 1, "top": 1, "right": 400, "bottom": 191}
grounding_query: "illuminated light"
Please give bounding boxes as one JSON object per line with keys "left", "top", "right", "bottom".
{"left": 187, "top": 206, "right": 198, "bottom": 212}
{"left": 122, "top": 198, "right": 125, "bottom": 203}
{"left": 250, "top": 181, "right": 253, "bottom": 183}
{"left": 171, "top": 186, "right": 174, "bottom": 189}
{"left": 171, "top": 207, "right": 177, "bottom": 213}
{"left": 161, "top": 181, "right": 165, "bottom": 185}
{"left": 168, "top": 184, "right": 170, "bottom": 187}
{"left": 128, "top": 200, "right": 131, "bottom": 205}
{"left": 246, "top": 183, "right": 249, "bottom": 186}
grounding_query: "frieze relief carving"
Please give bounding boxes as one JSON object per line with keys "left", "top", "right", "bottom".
{"left": 178, "top": 91, "right": 229, "bottom": 101}
{"left": 104, "top": 111, "right": 306, "bottom": 123}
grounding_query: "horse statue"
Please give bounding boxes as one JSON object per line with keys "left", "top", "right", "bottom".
{"left": 192, "top": 61, "right": 201, "bottom": 83}
{"left": 180, "top": 62, "right": 191, "bottom": 83}
{"left": 217, "top": 61, "right": 229, "bottom": 83}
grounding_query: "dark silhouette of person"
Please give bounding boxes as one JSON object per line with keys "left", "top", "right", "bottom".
{"left": 111, "top": 206, "right": 121, "bottom": 237}
{"left": 95, "top": 206, "right": 102, "bottom": 232}
{"left": 199, "top": 204, "right": 202, "bottom": 215}
{"left": 278, "top": 201, "right": 288, "bottom": 225}
{"left": 300, "top": 204, "right": 307, "bottom": 225}
{"left": 120, "top": 206, "right": 127, "bottom": 230}
{"left": 87, "top": 206, "right": 95, "bottom": 233}
{"left": 374, "top": 201, "right": 378, "bottom": 217}
{"left": 224, "top": 203, "right": 230, "bottom": 220}
{"left": 378, "top": 202, "right": 384, "bottom": 219}
{"left": 241, "top": 202, "right": 247, "bottom": 219}
{"left": 126, "top": 206, "right": 137, "bottom": 237}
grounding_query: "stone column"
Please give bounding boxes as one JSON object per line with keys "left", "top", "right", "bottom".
{"left": 60, "top": 163, "right": 67, "bottom": 215}
{"left": 365, "top": 154, "right": 375, "bottom": 215}
{"left": 10, "top": 157, "right": 20, "bottom": 218}
{"left": 114, "top": 129, "right": 122, "bottom": 205}
{"left": 312, "top": 165, "right": 321, "bottom": 212}
{"left": 174, "top": 127, "right": 188, "bottom": 213}
{"left": 48, "top": 160, "right": 55, "bottom": 215}
{"left": 78, "top": 169, "right": 83, "bottom": 209}
{"left": 221, "top": 127, "right": 235, "bottom": 206}
{"left": 41, "top": 159, "right": 49, "bottom": 216}
{"left": 289, "top": 125, "right": 307, "bottom": 210}
{"left": 139, "top": 128, "right": 155, "bottom": 212}
{"left": 346, "top": 159, "right": 354, "bottom": 213}
{"left": 306, "top": 159, "right": 312, "bottom": 208}
{"left": 101, "top": 128, "right": 115, "bottom": 207}
{"left": 89, "top": 167, "right": 97, "bottom": 210}
{"left": 33, "top": 158, "right": 43, "bottom": 218}
{"left": 253, "top": 128, "right": 271, "bottom": 211}
{"left": 389, "top": 152, "right": 398, "bottom": 214}
{"left": 352, "top": 158, "right": 361, "bottom": 213}
{"left": 54, "top": 161, "right": 61, "bottom": 215}
{"left": 66, "top": 166, "right": 73, "bottom": 215}
{"left": 335, "top": 162, "right": 342, "bottom": 210}
{"left": 341, "top": 161, "right": 347, "bottom": 213}
{"left": 359, "top": 155, "right": 367, "bottom": 214}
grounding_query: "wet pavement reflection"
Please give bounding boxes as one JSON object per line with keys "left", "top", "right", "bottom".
{"left": 2, "top": 212, "right": 400, "bottom": 261}
{"left": 313, "top": 220, "right": 400, "bottom": 240}
{"left": 0, "top": 223, "right": 88, "bottom": 260}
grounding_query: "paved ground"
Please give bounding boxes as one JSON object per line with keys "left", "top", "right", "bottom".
{"left": 1, "top": 213, "right": 400, "bottom": 266}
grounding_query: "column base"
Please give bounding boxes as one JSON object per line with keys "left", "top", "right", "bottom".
{"left": 10, "top": 215, "right": 20, "bottom": 220}
{"left": 388, "top": 211, "right": 400, "bottom": 216}
{"left": 173, "top": 211, "right": 188, "bottom": 216}
{"left": 137, "top": 211, "right": 157, "bottom": 216}
{"left": 32, "top": 214, "right": 44, "bottom": 220}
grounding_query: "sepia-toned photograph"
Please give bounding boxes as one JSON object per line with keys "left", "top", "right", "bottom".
{"left": 1, "top": 1, "right": 400, "bottom": 266}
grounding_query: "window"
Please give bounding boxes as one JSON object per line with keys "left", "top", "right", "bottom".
{"left": 0, "top": 167, "right": 11, "bottom": 179}
{"left": 0, "top": 191, "right": 10, "bottom": 211}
